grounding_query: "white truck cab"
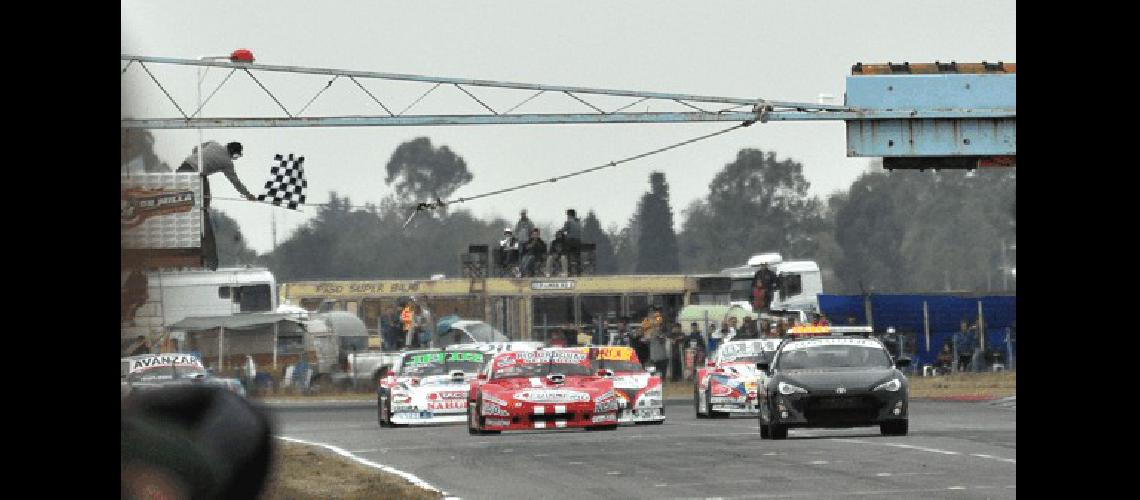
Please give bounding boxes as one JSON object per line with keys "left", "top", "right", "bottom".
{"left": 721, "top": 253, "right": 823, "bottom": 315}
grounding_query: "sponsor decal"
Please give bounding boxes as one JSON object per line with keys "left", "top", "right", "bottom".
{"left": 483, "top": 395, "right": 508, "bottom": 407}
{"left": 710, "top": 396, "right": 742, "bottom": 404}
{"left": 591, "top": 413, "right": 617, "bottom": 423}
{"left": 481, "top": 403, "right": 511, "bottom": 416}
{"left": 408, "top": 352, "right": 485, "bottom": 365}
{"left": 835, "top": 387, "right": 847, "bottom": 394}
{"left": 782, "top": 338, "right": 881, "bottom": 350}
{"left": 530, "top": 280, "right": 575, "bottom": 290}
{"left": 431, "top": 391, "right": 468, "bottom": 400}
{"left": 596, "top": 347, "right": 633, "bottom": 361}
{"left": 612, "top": 375, "right": 649, "bottom": 389}
{"left": 130, "top": 355, "right": 204, "bottom": 373}
{"left": 513, "top": 350, "right": 587, "bottom": 364}
{"left": 121, "top": 188, "right": 196, "bottom": 229}
{"left": 427, "top": 401, "right": 466, "bottom": 410}
{"left": 392, "top": 405, "right": 416, "bottom": 412}
{"left": 485, "top": 418, "right": 511, "bottom": 427}
{"left": 514, "top": 390, "right": 591, "bottom": 403}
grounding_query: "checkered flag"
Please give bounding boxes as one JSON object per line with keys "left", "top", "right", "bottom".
{"left": 257, "top": 154, "right": 308, "bottom": 210}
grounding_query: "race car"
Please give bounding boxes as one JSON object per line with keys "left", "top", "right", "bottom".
{"left": 377, "top": 349, "right": 489, "bottom": 427}
{"left": 589, "top": 346, "right": 664, "bottom": 425}
{"left": 757, "top": 335, "right": 910, "bottom": 439}
{"left": 467, "top": 348, "right": 618, "bottom": 434}
{"left": 121, "top": 353, "right": 247, "bottom": 398}
{"left": 694, "top": 339, "right": 782, "bottom": 418}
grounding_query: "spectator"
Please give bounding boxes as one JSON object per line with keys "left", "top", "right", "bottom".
{"left": 498, "top": 228, "right": 520, "bottom": 276}
{"left": 400, "top": 300, "right": 416, "bottom": 347}
{"left": 815, "top": 314, "right": 830, "bottom": 326}
{"left": 669, "top": 324, "right": 685, "bottom": 382}
{"left": 415, "top": 303, "right": 433, "bottom": 348}
{"left": 751, "top": 264, "right": 780, "bottom": 312}
{"left": 515, "top": 209, "right": 534, "bottom": 254}
{"left": 611, "top": 317, "right": 632, "bottom": 346}
{"left": 561, "top": 209, "right": 583, "bottom": 276}
{"left": 549, "top": 330, "right": 566, "bottom": 347}
{"left": 953, "top": 324, "right": 978, "bottom": 371}
{"left": 519, "top": 228, "right": 547, "bottom": 277}
{"left": 936, "top": 343, "right": 954, "bottom": 373}
{"left": 593, "top": 319, "right": 609, "bottom": 346}
{"left": 547, "top": 230, "right": 567, "bottom": 277}
{"left": 688, "top": 322, "right": 706, "bottom": 368}
{"left": 178, "top": 140, "right": 256, "bottom": 270}
{"left": 649, "top": 325, "right": 670, "bottom": 377}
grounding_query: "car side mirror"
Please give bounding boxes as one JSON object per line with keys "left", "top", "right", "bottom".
{"left": 450, "top": 370, "right": 465, "bottom": 380}
{"left": 597, "top": 369, "right": 614, "bottom": 378}
{"left": 895, "top": 358, "right": 911, "bottom": 369}
{"left": 756, "top": 362, "right": 770, "bottom": 372}
{"left": 645, "top": 366, "right": 656, "bottom": 374}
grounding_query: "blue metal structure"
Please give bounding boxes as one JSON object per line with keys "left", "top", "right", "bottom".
{"left": 120, "top": 55, "right": 1015, "bottom": 166}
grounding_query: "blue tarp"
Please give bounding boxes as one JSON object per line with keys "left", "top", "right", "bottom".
{"left": 819, "top": 294, "right": 1016, "bottom": 368}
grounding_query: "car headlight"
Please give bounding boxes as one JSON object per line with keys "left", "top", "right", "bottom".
{"left": 873, "top": 378, "right": 901, "bottom": 392}
{"left": 778, "top": 382, "right": 807, "bottom": 395}
{"left": 392, "top": 391, "right": 412, "bottom": 403}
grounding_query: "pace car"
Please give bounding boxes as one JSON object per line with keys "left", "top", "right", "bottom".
{"left": 377, "top": 349, "right": 488, "bottom": 427}
{"left": 757, "top": 336, "right": 910, "bottom": 439}
{"left": 589, "top": 346, "right": 664, "bottom": 425}
{"left": 694, "top": 339, "right": 781, "bottom": 418}
{"left": 467, "top": 348, "right": 618, "bottom": 434}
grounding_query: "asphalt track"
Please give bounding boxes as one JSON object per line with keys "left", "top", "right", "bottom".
{"left": 270, "top": 399, "right": 1015, "bottom": 499}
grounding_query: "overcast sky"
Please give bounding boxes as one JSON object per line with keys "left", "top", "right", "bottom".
{"left": 122, "top": 0, "right": 1015, "bottom": 255}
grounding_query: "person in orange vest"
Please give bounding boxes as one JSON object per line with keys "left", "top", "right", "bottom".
{"left": 400, "top": 301, "right": 416, "bottom": 347}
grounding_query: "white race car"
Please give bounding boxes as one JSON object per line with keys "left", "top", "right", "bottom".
{"left": 378, "top": 349, "right": 488, "bottom": 427}
{"left": 694, "top": 339, "right": 781, "bottom": 418}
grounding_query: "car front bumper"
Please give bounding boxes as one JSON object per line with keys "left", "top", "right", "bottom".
{"left": 767, "top": 391, "right": 907, "bottom": 428}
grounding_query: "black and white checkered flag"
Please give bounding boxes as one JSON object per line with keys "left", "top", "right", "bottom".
{"left": 257, "top": 154, "right": 308, "bottom": 210}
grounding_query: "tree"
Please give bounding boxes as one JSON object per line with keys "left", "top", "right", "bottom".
{"left": 635, "top": 172, "right": 680, "bottom": 273}
{"left": 384, "top": 137, "right": 473, "bottom": 204}
{"left": 120, "top": 129, "right": 172, "bottom": 173}
{"left": 210, "top": 209, "right": 259, "bottom": 266}
{"left": 678, "top": 149, "right": 824, "bottom": 273}
{"left": 582, "top": 210, "right": 617, "bottom": 274}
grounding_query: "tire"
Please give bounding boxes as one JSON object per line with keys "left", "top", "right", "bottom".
{"left": 707, "top": 391, "right": 727, "bottom": 419}
{"left": 759, "top": 423, "right": 770, "bottom": 438}
{"left": 769, "top": 423, "right": 788, "bottom": 440}
{"left": 880, "top": 419, "right": 908, "bottom": 436}
{"left": 377, "top": 394, "right": 391, "bottom": 428}
{"left": 695, "top": 388, "right": 707, "bottom": 419}
{"left": 469, "top": 395, "right": 500, "bottom": 435}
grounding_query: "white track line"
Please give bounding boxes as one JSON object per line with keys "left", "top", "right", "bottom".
{"left": 834, "top": 438, "right": 1015, "bottom": 463}
{"left": 278, "top": 436, "right": 456, "bottom": 499}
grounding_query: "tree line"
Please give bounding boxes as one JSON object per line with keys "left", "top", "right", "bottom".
{"left": 127, "top": 132, "right": 1014, "bottom": 293}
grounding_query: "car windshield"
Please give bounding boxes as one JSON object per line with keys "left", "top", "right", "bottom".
{"left": 776, "top": 343, "right": 892, "bottom": 370}
{"left": 465, "top": 323, "right": 511, "bottom": 342}
{"left": 129, "top": 366, "right": 208, "bottom": 381}
{"left": 400, "top": 351, "right": 487, "bottom": 376}
{"left": 717, "top": 340, "right": 779, "bottom": 364}
{"left": 492, "top": 350, "right": 593, "bottom": 378}
{"left": 591, "top": 347, "right": 644, "bottom": 372}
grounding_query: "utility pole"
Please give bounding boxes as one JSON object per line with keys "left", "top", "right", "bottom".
{"left": 1001, "top": 238, "right": 1009, "bottom": 291}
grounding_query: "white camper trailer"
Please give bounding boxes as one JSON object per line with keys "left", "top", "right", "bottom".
{"left": 720, "top": 253, "right": 823, "bottom": 315}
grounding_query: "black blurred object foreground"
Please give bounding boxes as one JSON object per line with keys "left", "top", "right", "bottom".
{"left": 121, "top": 386, "right": 274, "bottom": 499}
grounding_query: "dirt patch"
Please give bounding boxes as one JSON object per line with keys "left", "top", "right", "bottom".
{"left": 908, "top": 370, "right": 1016, "bottom": 399}
{"left": 260, "top": 441, "right": 442, "bottom": 500}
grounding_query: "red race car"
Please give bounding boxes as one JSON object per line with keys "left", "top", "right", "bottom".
{"left": 589, "top": 346, "right": 665, "bottom": 425}
{"left": 467, "top": 348, "right": 619, "bottom": 434}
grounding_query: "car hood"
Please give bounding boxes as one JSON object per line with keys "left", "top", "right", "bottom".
{"left": 487, "top": 376, "right": 610, "bottom": 400}
{"left": 778, "top": 368, "right": 900, "bottom": 391}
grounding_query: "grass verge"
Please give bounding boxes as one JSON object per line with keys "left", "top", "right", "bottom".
{"left": 260, "top": 441, "right": 442, "bottom": 500}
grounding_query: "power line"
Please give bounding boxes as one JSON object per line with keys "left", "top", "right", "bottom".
{"left": 209, "top": 122, "right": 748, "bottom": 212}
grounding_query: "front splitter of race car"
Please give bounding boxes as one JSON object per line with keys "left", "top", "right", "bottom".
{"left": 710, "top": 395, "right": 760, "bottom": 415}
{"left": 766, "top": 391, "right": 907, "bottom": 428}
{"left": 479, "top": 400, "right": 618, "bottom": 431}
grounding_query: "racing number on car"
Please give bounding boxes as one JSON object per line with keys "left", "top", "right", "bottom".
{"left": 597, "top": 347, "right": 633, "bottom": 361}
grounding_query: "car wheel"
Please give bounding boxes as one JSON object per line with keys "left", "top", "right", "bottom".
{"left": 471, "top": 395, "right": 500, "bottom": 435}
{"left": 769, "top": 423, "right": 788, "bottom": 440}
{"left": 707, "top": 391, "right": 726, "bottom": 419}
{"left": 468, "top": 399, "right": 481, "bottom": 435}
{"left": 880, "top": 419, "right": 908, "bottom": 436}
{"left": 759, "top": 422, "right": 770, "bottom": 438}
{"left": 694, "top": 388, "right": 707, "bottom": 419}
{"left": 378, "top": 394, "right": 391, "bottom": 428}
